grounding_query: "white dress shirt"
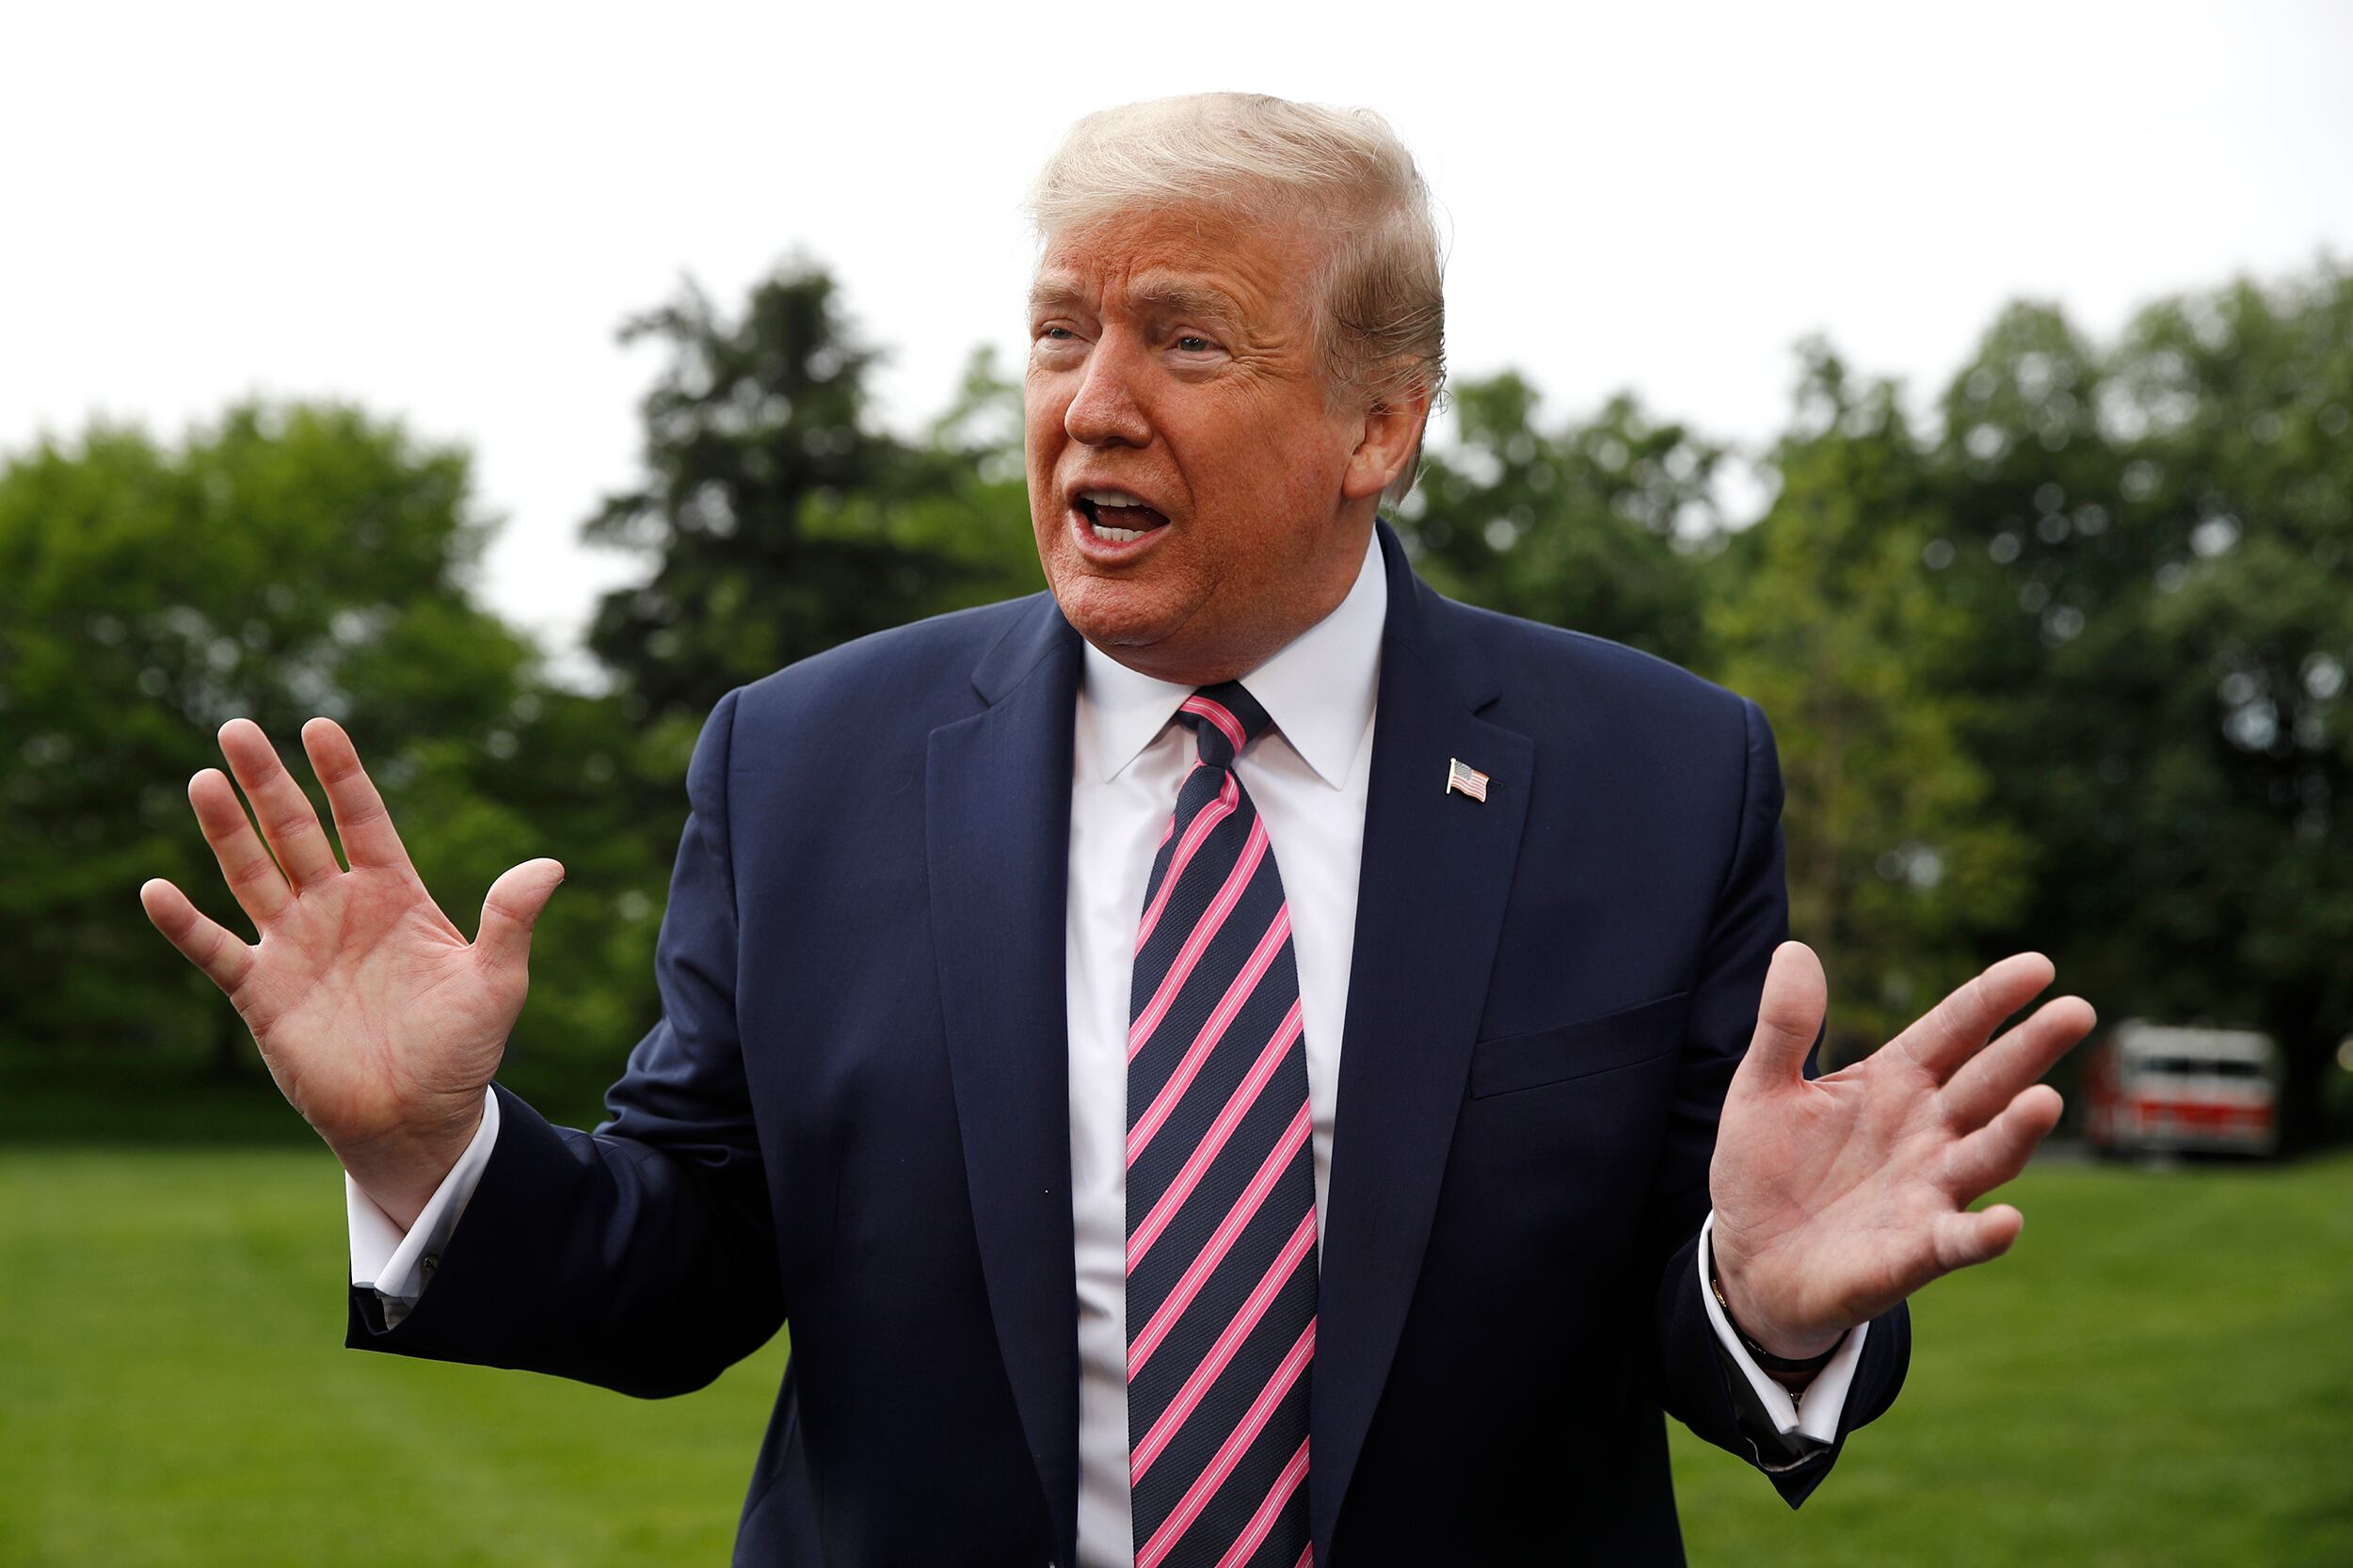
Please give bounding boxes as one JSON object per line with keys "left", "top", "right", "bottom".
{"left": 347, "top": 530, "right": 1860, "bottom": 1562}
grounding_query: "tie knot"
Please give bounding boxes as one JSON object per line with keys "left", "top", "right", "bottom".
{"left": 1177, "top": 682, "right": 1272, "bottom": 766}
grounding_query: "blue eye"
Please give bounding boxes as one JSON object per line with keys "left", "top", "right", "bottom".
{"left": 1176, "top": 336, "right": 1214, "bottom": 353}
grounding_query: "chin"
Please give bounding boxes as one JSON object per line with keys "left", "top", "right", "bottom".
{"left": 1055, "top": 576, "right": 1227, "bottom": 674}
{"left": 1054, "top": 578, "right": 1170, "bottom": 648}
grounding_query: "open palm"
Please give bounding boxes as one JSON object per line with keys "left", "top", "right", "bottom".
{"left": 1707, "top": 942, "right": 2095, "bottom": 1359}
{"left": 139, "top": 716, "right": 564, "bottom": 1224}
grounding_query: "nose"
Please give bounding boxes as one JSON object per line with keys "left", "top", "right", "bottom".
{"left": 1063, "top": 335, "right": 1151, "bottom": 449}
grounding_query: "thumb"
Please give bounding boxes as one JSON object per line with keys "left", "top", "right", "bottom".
{"left": 1737, "top": 940, "right": 1827, "bottom": 1090}
{"left": 474, "top": 857, "right": 566, "bottom": 977}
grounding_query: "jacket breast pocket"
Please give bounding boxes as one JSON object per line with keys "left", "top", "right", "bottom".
{"left": 1467, "top": 990, "right": 1689, "bottom": 1099}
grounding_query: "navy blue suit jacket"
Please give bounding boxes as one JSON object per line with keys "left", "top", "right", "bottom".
{"left": 350, "top": 522, "right": 1909, "bottom": 1565}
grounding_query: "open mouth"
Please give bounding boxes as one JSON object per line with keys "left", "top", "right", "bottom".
{"left": 1075, "top": 488, "right": 1172, "bottom": 545}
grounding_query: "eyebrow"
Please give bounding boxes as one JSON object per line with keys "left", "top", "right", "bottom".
{"left": 1129, "top": 279, "right": 1245, "bottom": 326}
{"left": 1028, "top": 279, "right": 1087, "bottom": 316}
{"left": 1028, "top": 275, "right": 1247, "bottom": 328}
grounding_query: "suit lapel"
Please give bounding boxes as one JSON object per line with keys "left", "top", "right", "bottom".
{"left": 926, "top": 597, "right": 1085, "bottom": 1562}
{"left": 1310, "top": 526, "right": 1532, "bottom": 1556}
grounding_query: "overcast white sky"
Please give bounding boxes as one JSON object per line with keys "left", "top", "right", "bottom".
{"left": 6, "top": 1, "right": 2349, "bottom": 681}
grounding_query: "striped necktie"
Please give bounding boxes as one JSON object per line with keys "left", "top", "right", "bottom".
{"left": 1125, "top": 681, "right": 1317, "bottom": 1568}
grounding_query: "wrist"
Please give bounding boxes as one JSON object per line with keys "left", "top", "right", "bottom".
{"left": 1708, "top": 1237, "right": 1842, "bottom": 1367}
{"left": 332, "top": 1095, "right": 486, "bottom": 1231}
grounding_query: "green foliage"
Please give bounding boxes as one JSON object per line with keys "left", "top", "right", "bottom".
{"left": 0, "top": 406, "right": 504, "bottom": 1060}
{"left": 1401, "top": 264, "right": 2352, "bottom": 1118}
{"left": 1399, "top": 374, "right": 1720, "bottom": 667}
{"left": 0, "top": 404, "right": 663, "bottom": 1125}
{"left": 567, "top": 270, "right": 1042, "bottom": 1046}
{"left": 1706, "top": 348, "right": 2029, "bottom": 1054}
{"left": 1929, "top": 264, "right": 2353, "bottom": 1143}
{"left": 584, "top": 264, "right": 1039, "bottom": 735}
{"left": 0, "top": 264, "right": 1053, "bottom": 1132}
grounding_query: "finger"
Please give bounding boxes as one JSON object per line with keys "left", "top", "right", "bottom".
{"left": 138, "top": 877, "right": 256, "bottom": 997}
{"left": 1941, "top": 996, "right": 2097, "bottom": 1129}
{"left": 301, "top": 717, "right": 416, "bottom": 873}
{"left": 1896, "top": 952, "right": 2057, "bottom": 1080}
{"left": 1932, "top": 1203, "right": 2025, "bottom": 1273}
{"left": 472, "top": 858, "right": 567, "bottom": 978}
{"left": 189, "top": 767, "right": 295, "bottom": 928}
{"left": 1940, "top": 1083, "right": 2064, "bottom": 1202}
{"left": 218, "top": 719, "right": 344, "bottom": 890}
{"left": 1736, "top": 941, "right": 1827, "bottom": 1090}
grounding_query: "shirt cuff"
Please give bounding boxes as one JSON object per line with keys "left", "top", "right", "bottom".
{"left": 1696, "top": 1210, "right": 1867, "bottom": 1447}
{"left": 344, "top": 1086, "right": 501, "bottom": 1326}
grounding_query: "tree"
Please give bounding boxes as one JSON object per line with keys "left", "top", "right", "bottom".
{"left": 582, "top": 263, "right": 1040, "bottom": 748}
{"left": 1709, "top": 347, "right": 2030, "bottom": 1056}
{"left": 1932, "top": 264, "right": 2353, "bottom": 1145}
{"left": 1401, "top": 374, "right": 1719, "bottom": 668}
{"left": 0, "top": 404, "right": 664, "bottom": 1124}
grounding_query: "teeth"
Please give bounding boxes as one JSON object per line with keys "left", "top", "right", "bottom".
{"left": 1089, "top": 521, "right": 1147, "bottom": 543}
{"left": 1080, "top": 488, "right": 1149, "bottom": 508}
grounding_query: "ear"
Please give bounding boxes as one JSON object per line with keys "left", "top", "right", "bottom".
{"left": 1340, "top": 384, "right": 1433, "bottom": 503}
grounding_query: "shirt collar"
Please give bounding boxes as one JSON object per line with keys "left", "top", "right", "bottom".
{"left": 1080, "top": 528, "right": 1386, "bottom": 789}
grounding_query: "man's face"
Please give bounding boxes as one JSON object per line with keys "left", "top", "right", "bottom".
{"left": 1024, "top": 202, "right": 1385, "bottom": 686}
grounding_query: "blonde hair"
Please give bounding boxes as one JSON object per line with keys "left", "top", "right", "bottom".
{"left": 1026, "top": 93, "right": 1446, "bottom": 506}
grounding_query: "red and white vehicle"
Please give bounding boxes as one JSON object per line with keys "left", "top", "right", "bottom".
{"left": 2086, "top": 1021, "right": 2280, "bottom": 1158}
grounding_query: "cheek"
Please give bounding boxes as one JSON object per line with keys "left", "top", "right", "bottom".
{"left": 1023, "top": 392, "right": 1067, "bottom": 520}
{"left": 1023, "top": 387, "right": 1055, "bottom": 462}
{"left": 1240, "top": 386, "right": 1347, "bottom": 477}
{"left": 1230, "top": 420, "right": 1351, "bottom": 535}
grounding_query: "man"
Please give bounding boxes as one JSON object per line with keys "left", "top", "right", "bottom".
{"left": 139, "top": 94, "right": 2092, "bottom": 1566}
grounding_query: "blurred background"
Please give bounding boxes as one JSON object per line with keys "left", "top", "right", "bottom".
{"left": 4, "top": 2, "right": 2349, "bottom": 1563}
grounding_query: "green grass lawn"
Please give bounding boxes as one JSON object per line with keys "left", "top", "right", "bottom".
{"left": 6, "top": 1146, "right": 2349, "bottom": 1566}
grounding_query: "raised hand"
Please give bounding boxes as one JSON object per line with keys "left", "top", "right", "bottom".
{"left": 138, "top": 717, "right": 565, "bottom": 1227}
{"left": 1707, "top": 942, "right": 2095, "bottom": 1360}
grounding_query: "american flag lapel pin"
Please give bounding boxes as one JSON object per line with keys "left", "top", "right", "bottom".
{"left": 1446, "top": 758, "right": 1490, "bottom": 802}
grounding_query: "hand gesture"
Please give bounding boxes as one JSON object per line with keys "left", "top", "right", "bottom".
{"left": 138, "top": 717, "right": 564, "bottom": 1226}
{"left": 1707, "top": 941, "right": 2095, "bottom": 1359}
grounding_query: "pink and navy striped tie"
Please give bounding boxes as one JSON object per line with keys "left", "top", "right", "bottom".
{"left": 1126, "top": 681, "right": 1316, "bottom": 1568}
